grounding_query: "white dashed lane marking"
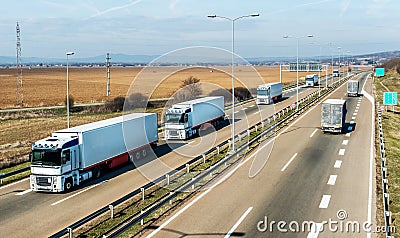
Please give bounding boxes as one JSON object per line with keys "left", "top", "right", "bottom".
{"left": 334, "top": 160, "right": 342, "bottom": 168}
{"left": 327, "top": 175, "right": 338, "bottom": 185}
{"left": 319, "top": 195, "right": 331, "bottom": 208}
{"left": 339, "top": 149, "right": 345, "bottom": 155}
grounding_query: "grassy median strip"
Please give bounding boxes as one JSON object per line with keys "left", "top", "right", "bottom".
{"left": 373, "top": 70, "right": 400, "bottom": 237}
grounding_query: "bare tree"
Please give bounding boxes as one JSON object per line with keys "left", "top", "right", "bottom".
{"left": 174, "top": 76, "right": 202, "bottom": 103}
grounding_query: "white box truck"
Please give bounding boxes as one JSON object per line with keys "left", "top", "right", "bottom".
{"left": 256, "top": 82, "right": 283, "bottom": 105}
{"left": 333, "top": 69, "right": 340, "bottom": 77}
{"left": 305, "top": 74, "right": 319, "bottom": 87}
{"left": 321, "top": 99, "right": 347, "bottom": 133}
{"left": 30, "top": 113, "right": 158, "bottom": 192}
{"left": 347, "top": 80, "right": 359, "bottom": 97}
{"left": 164, "top": 96, "right": 225, "bottom": 140}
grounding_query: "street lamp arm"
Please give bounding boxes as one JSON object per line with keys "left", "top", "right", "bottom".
{"left": 208, "top": 13, "right": 260, "bottom": 22}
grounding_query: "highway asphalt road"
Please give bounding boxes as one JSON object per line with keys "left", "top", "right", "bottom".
{"left": 141, "top": 72, "right": 377, "bottom": 238}
{"left": 0, "top": 77, "right": 333, "bottom": 237}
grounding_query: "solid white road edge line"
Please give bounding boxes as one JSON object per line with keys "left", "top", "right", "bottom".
{"left": 319, "top": 195, "right": 331, "bottom": 208}
{"left": 16, "top": 188, "right": 32, "bottom": 196}
{"left": 146, "top": 79, "right": 347, "bottom": 237}
{"left": 362, "top": 73, "right": 374, "bottom": 238}
{"left": 307, "top": 223, "right": 323, "bottom": 238}
{"left": 224, "top": 207, "right": 253, "bottom": 238}
{"left": 310, "top": 128, "right": 318, "bottom": 138}
{"left": 327, "top": 175, "right": 338, "bottom": 185}
{"left": 281, "top": 153, "right": 298, "bottom": 172}
{"left": 0, "top": 177, "right": 29, "bottom": 190}
{"left": 51, "top": 182, "right": 102, "bottom": 206}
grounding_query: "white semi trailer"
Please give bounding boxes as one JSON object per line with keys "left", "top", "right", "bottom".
{"left": 321, "top": 99, "right": 347, "bottom": 133}
{"left": 30, "top": 113, "right": 158, "bottom": 192}
{"left": 305, "top": 74, "right": 319, "bottom": 87}
{"left": 347, "top": 80, "right": 359, "bottom": 97}
{"left": 256, "top": 82, "right": 283, "bottom": 105}
{"left": 164, "top": 96, "right": 225, "bottom": 140}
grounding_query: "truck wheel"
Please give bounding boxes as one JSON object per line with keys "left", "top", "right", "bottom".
{"left": 136, "top": 151, "right": 140, "bottom": 160}
{"left": 93, "top": 167, "right": 102, "bottom": 179}
{"left": 64, "top": 178, "right": 73, "bottom": 192}
{"left": 129, "top": 153, "right": 134, "bottom": 163}
{"left": 142, "top": 148, "right": 147, "bottom": 158}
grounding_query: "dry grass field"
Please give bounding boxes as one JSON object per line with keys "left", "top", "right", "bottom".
{"left": 0, "top": 66, "right": 327, "bottom": 109}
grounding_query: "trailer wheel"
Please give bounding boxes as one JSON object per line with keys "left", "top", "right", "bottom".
{"left": 136, "top": 151, "right": 140, "bottom": 160}
{"left": 142, "top": 148, "right": 147, "bottom": 158}
{"left": 64, "top": 178, "right": 73, "bottom": 192}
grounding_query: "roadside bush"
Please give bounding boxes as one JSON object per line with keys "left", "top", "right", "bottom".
{"left": 64, "top": 94, "right": 75, "bottom": 109}
{"left": 105, "top": 96, "right": 125, "bottom": 112}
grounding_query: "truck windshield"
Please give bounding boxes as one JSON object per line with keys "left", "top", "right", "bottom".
{"left": 257, "top": 89, "right": 268, "bottom": 96}
{"left": 31, "top": 149, "right": 61, "bottom": 166}
{"left": 165, "top": 113, "right": 184, "bottom": 124}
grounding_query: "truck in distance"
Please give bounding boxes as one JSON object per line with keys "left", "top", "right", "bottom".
{"left": 164, "top": 96, "right": 225, "bottom": 140}
{"left": 333, "top": 69, "right": 340, "bottom": 77}
{"left": 256, "top": 82, "right": 283, "bottom": 105}
{"left": 305, "top": 74, "right": 319, "bottom": 87}
{"left": 30, "top": 113, "right": 158, "bottom": 192}
{"left": 347, "top": 80, "right": 359, "bottom": 97}
{"left": 321, "top": 99, "right": 347, "bottom": 133}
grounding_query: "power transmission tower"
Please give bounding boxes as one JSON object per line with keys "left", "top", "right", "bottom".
{"left": 16, "top": 22, "right": 24, "bottom": 107}
{"left": 106, "top": 53, "right": 111, "bottom": 96}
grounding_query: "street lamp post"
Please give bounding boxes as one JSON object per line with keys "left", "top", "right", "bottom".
{"left": 208, "top": 13, "right": 259, "bottom": 152}
{"left": 66, "top": 51, "right": 74, "bottom": 128}
{"left": 283, "top": 35, "right": 313, "bottom": 111}
{"left": 337, "top": 47, "right": 341, "bottom": 83}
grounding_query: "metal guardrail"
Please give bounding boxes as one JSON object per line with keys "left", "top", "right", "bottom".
{"left": 0, "top": 166, "right": 30, "bottom": 185}
{"left": 377, "top": 103, "right": 394, "bottom": 238}
{"left": 50, "top": 73, "right": 356, "bottom": 237}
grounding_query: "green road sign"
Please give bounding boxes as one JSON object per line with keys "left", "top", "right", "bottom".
{"left": 375, "top": 68, "right": 385, "bottom": 77}
{"left": 383, "top": 92, "right": 398, "bottom": 105}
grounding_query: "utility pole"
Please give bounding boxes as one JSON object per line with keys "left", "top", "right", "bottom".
{"left": 16, "top": 22, "right": 24, "bottom": 107}
{"left": 106, "top": 53, "right": 111, "bottom": 97}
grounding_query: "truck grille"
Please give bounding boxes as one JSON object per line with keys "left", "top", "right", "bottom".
{"left": 36, "top": 176, "right": 52, "bottom": 186}
{"left": 168, "top": 130, "right": 179, "bottom": 136}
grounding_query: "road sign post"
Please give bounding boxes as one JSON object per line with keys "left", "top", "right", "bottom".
{"left": 383, "top": 92, "right": 398, "bottom": 113}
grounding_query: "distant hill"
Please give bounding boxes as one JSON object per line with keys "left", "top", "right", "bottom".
{"left": 1, "top": 50, "right": 400, "bottom": 66}
{"left": 377, "top": 58, "right": 400, "bottom": 74}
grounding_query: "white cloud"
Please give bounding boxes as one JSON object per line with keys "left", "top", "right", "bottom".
{"left": 169, "top": 0, "right": 180, "bottom": 12}
{"left": 366, "top": 0, "right": 391, "bottom": 17}
{"left": 87, "top": 0, "right": 143, "bottom": 19}
{"left": 340, "top": 0, "right": 351, "bottom": 17}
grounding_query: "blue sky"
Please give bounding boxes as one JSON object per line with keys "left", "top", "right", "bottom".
{"left": 0, "top": 0, "right": 399, "bottom": 58}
